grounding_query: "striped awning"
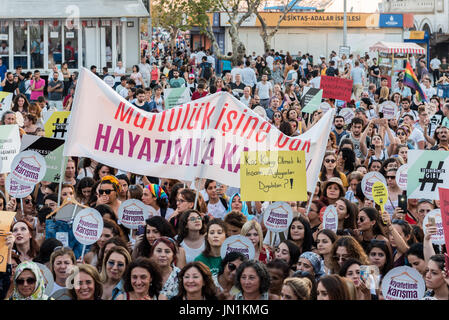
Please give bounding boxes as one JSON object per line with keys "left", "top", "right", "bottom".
{"left": 369, "top": 41, "right": 426, "bottom": 54}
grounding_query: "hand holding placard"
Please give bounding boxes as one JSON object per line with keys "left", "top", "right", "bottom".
{"left": 372, "top": 181, "right": 388, "bottom": 225}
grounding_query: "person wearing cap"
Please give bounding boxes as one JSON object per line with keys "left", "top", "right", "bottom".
{"left": 185, "top": 73, "right": 197, "bottom": 94}
{"left": 320, "top": 177, "right": 345, "bottom": 206}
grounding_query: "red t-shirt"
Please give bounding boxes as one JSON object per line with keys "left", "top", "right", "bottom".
{"left": 192, "top": 90, "right": 208, "bottom": 101}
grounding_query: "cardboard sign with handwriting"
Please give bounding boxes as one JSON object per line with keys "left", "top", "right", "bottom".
{"left": 240, "top": 151, "right": 307, "bottom": 201}
{"left": 0, "top": 211, "right": 17, "bottom": 272}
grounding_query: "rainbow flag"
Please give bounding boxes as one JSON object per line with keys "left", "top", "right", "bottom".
{"left": 403, "top": 61, "right": 428, "bottom": 102}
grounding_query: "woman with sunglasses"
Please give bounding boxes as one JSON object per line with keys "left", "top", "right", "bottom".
{"left": 100, "top": 246, "right": 132, "bottom": 300}
{"left": 383, "top": 169, "right": 402, "bottom": 217}
{"left": 49, "top": 247, "right": 76, "bottom": 296}
{"left": 330, "top": 236, "right": 369, "bottom": 274}
{"left": 319, "top": 152, "right": 348, "bottom": 188}
{"left": 395, "top": 125, "right": 414, "bottom": 149}
{"left": 9, "top": 261, "right": 51, "bottom": 300}
{"left": 214, "top": 252, "right": 247, "bottom": 300}
{"left": 177, "top": 210, "right": 206, "bottom": 264}
{"left": 241, "top": 219, "right": 273, "bottom": 264}
{"left": 149, "top": 236, "right": 180, "bottom": 299}
{"left": 96, "top": 176, "right": 122, "bottom": 219}
{"left": 353, "top": 207, "right": 389, "bottom": 253}
{"left": 194, "top": 219, "right": 227, "bottom": 276}
{"left": 271, "top": 110, "right": 283, "bottom": 129}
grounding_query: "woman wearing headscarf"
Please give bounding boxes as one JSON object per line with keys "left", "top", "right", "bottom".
{"left": 9, "top": 261, "right": 51, "bottom": 300}
{"left": 226, "top": 193, "right": 254, "bottom": 221}
{"left": 296, "top": 251, "right": 325, "bottom": 282}
{"left": 142, "top": 184, "right": 174, "bottom": 219}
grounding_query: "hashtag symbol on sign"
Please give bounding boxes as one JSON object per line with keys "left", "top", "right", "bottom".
{"left": 418, "top": 161, "right": 444, "bottom": 192}
{"left": 52, "top": 118, "right": 68, "bottom": 138}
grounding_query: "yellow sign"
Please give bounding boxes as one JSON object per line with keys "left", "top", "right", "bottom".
{"left": 372, "top": 181, "right": 388, "bottom": 212}
{"left": 240, "top": 151, "right": 307, "bottom": 201}
{"left": 44, "top": 111, "right": 70, "bottom": 139}
{"left": 409, "top": 31, "right": 425, "bottom": 40}
{"left": 0, "top": 211, "right": 17, "bottom": 272}
{"left": 255, "top": 12, "right": 379, "bottom": 28}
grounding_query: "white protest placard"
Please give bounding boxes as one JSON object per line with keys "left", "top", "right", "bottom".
{"left": 339, "top": 108, "right": 355, "bottom": 125}
{"left": 319, "top": 102, "right": 331, "bottom": 114}
{"left": 263, "top": 202, "right": 293, "bottom": 233}
{"left": 164, "top": 87, "right": 192, "bottom": 109}
{"left": 72, "top": 208, "right": 104, "bottom": 245}
{"left": 379, "top": 101, "right": 398, "bottom": 119}
{"left": 322, "top": 205, "right": 338, "bottom": 233}
{"left": 361, "top": 171, "right": 387, "bottom": 200}
{"left": 5, "top": 174, "right": 34, "bottom": 198}
{"left": 118, "top": 199, "right": 152, "bottom": 229}
{"left": 396, "top": 164, "right": 408, "bottom": 191}
{"left": 381, "top": 266, "right": 425, "bottom": 300}
{"left": 220, "top": 235, "right": 255, "bottom": 260}
{"left": 10, "top": 150, "right": 47, "bottom": 186}
{"left": 0, "top": 124, "right": 21, "bottom": 174}
{"left": 422, "top": 209, "right": 444, "bottom": 245}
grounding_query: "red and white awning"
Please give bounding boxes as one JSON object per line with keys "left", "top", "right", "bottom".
{"left": 369, "top": 41, "right": 426, "bottom": 54}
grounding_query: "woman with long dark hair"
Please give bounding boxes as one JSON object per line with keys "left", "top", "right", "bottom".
{"left": 287, "top": 216, "right": 314, "bottom": 255}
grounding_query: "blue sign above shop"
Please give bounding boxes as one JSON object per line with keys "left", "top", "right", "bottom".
{"left": 379, "top": 14, "right": 403, "bottom": 28}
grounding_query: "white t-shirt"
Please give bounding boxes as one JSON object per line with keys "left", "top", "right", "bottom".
{"left": 409, "top": 128, "right": 425, "bottom": 148}
{"left": 266, "top": 55, "right": 274, "bottom": 70}
{"left": 207, "top": 200, "right": 227, "bottom": 220}
{"left": 240, "top": 95, "right": 251, "bottom": 107}
{"left": 181, "top": 239, "right": 206, "bottom": 263}
{"left": 420, "top": 84, "right": 436, "bottom": 100}
{"left": 430, "top": 58, "right": 441, "bottom": 70}
{"left": 113, "top": 67, "right": 126, "bottom": 83}
{"left": 256, "top": 81, "right": 272, "bottom": 100}
{"left": 310, "top": 76, "right": 321, "bottom": 89}
{"left": 230, "top": 67, "right": 243, "bottom": 83}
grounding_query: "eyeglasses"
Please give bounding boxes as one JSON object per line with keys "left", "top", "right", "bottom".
{"left": 386, "top": 176, "right": 395, "bottom": 180}
{"left": 176, "top": 198, "right": 187, "bottom": 204}
{"left": 16, "top": 277, "right": 36, "bottom": 285}
{"left": 188, "top": 216, "right": 202, "bottom": 222}
{"left": 107, "top": 260, "right": 125, "bottom": 268}
{"left": 325, "top": 159, "right": 336, "bottom": 163}
{"left": 99, "top": 189, "right": 114, "bottom": 195}
{"left": 228, "top": 263, "right": 237, "bottom": 272}
{"left": 24, "top": 199, "right": 32, "bottom": 204}
{"left": 397, "top": 131, "right": 406, "bottom": 136}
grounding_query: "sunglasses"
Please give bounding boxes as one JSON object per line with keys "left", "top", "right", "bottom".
{"left": 274, "top": 114, "right": 282, "bottom": 118}
{"left": 188, "top": 216, "right": 202, "bottom": 222}
{"left": 53, "top": 246, "right": 71, "bottom": 253}
{"left": 397, "top": 132, "right": 406, "bottom": 136}
{"left": 107, "top": 260, "right": 125, "bottom": 268}
{"left": 16, "top": 277, "right": 36, "bottom": 285}
{"left": 228, "top": 263, "right": 237, "bottom": 272}
{"left": 24, "top": 199, "right": 32, "bottom": 204}
{"left": 386, "top": 176, "right": 395, "bottom": 180}
{"left": 333, "top": 255, "right": 348, "bottom": 262}
{"left": 325, "top": 159, "right": 336, "bottom": 163}
{"left": 99, "top": 189, "right": 114, "bottom": 195}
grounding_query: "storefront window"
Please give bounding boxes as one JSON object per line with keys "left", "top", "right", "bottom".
{"left": 13, "top": 21, "right": 27, "bottom": 69}
{"left": 64, "top": 25, "right": 78, "bottom": 68}
{"left": 48, "top": 21, "right": 62, "bottom": 68}
{"left": 104, "top": 25, "right": 112, "bottom": 69}
{"left": 0, "top": 22, "right": 9, "bottom": 69}
{"left": 29, "top": 22, "right": 43, "bottom": 69}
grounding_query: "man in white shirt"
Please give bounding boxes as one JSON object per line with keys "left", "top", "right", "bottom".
{"left": 402, "top": 114, "right": 426, "bottom": 149}
{"left": 266, "top": 52, "right": 274, "bottom": 71}
{"left": 230, "top": 61, "right": 244, "bottom": 82}
{"left": 196, "top": 48, "right": 206, "bottom": 66}
{"left": 241, "top": 60, "right": 257, "bottom": 88}
{"left": 255, "top": 74, "right": 273, "bottom": 108}
{"left": 113, "top": 61, "right": 126, "bottom": 89}
{"left": 420, "top": 77, "right": 436, "bottom": 99}
{"left": 138, "top": 56, "right": 152, "bottom": 88}
{"left": 430, "top": 55, "right": 441, "bottom": 86}
{"left": 240, "top": 86, "right": 252, "bottom": 107}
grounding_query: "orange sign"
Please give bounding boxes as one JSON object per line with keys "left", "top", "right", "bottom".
{"left": 255, "top": 12, "right": 379, "bottom": 28}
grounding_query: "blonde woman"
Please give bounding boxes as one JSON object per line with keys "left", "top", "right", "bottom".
{"left": 241, "top": 220, "right": 273, "bottom": 264}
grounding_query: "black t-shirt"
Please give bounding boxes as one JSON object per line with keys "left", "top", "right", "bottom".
{"left": 370, "top": 65, "right": 380, "bottom": 76}
{"left": 3, "top": 79, "right": 17, "bottom": 93}
{"left": 325, "top": 66, "right": 338, "bottom": 77}
{"left": 230, "top": 82, "right": 245, "bottom": 97}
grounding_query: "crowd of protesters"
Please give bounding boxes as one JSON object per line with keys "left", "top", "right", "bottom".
{"left": 1, "top": 39, "right": 449, "bottom": 301}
